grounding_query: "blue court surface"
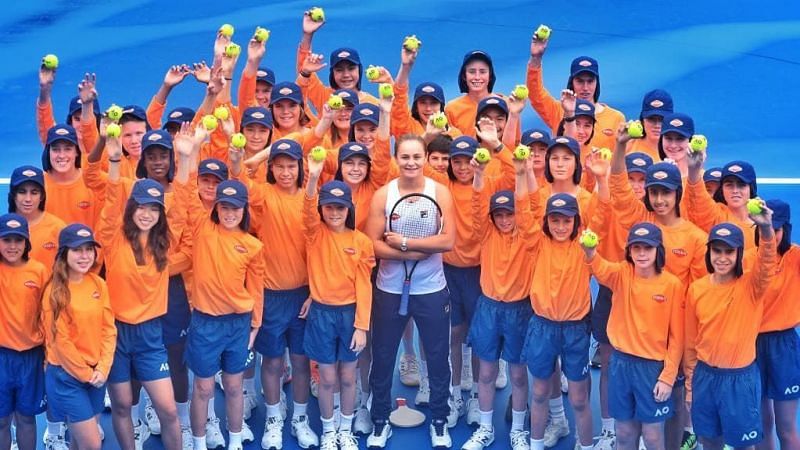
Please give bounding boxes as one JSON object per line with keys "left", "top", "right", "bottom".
{"left": 2, "top": 1, "right": 800, "bottom": 449}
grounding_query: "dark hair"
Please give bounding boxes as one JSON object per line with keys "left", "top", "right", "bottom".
{"left": 542, "top": 214, "right": 581, "bottom": 241}
{"left": 267, "top": 156, "right": 304, "bottom": 187}
{"left": 644, "top": 186, "right": 682, "bottom": 217}
{"left": 0, "top": 235, "right": 31, "bottom": 263}
{"left": 348, "top": 120, "right": 377, "bottom": 143}
{"left": 625, "top": 244, "right": 665, "bottom": 274}
{"left": 427, "top": 135, "right": 452, "bottom": 155}
{"left": 317, "top": 204, "right": 356, "bottom": 230}
{"left": 411, "top": 98, "right": 444, "bottom": 124}
{"left": 330, "top": 61, "right": 361, "bottom": 91}
{"left": 211, "top": 204, "right": 251, "bottom": 232}
{"left": 713, "top": 176, "right": 757, "bottom": 205}
{"left": 755, "top": 223, "right": 792, "bottom": 256}
{"left": 474, "top": 106, "right": 508, "bottom": 145}
{"left": 9, "top": 182, "right": 47, "bottom": 213}
{"left": 119, "top": 115, "right": 150, "bottom": 157}
{"left": 567, "top": 74, "right": 600, "bottom": 103}
{"left": 704, "top": 244, "right": 744, "bottom": 277}
{"left": 335, "top": 154, "right": 371, "bottom": 183}
{"left": 240, "top": 124, "right": 274, "bottom": 151}
{"left": 556, "top": 118, "right": 595, "bottom": 146}
{"left": 657, "top": 132, "right": 690, "bottom": 161}
{"left": 544, "top": 146, "right": 582, "bottom": 185}
{"left": 639, "top": 114, "right": 663, "bottom": 140}
{"left": 447, "top": 153, "right": 474, "bottom": 182}
{"left": 122, "top": 198, "right": 170, "bottom": 272}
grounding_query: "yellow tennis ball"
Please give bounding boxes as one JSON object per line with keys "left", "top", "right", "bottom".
{"left": 311, "top": 146, "right": 327, "bottom": 162}
{"left": 219, "top": 24, "right": 234, "bottom": 37}
{"left": 327, "top": 94, "right": 343, "bottom": 110}
{"left": 105, "top": 123, "right": 121, "bottom": 138}
{"left": 366, "top": 66, "right": 380, "bottom": 81}
{"left": 379, "top": 83, "right": 393, "bottom": 99}
{"left": 690, "top": 134, "right": 708, "bottom": 153}
{"left": 474, "top": 148, "right": 491, "bottom": 164}
{"left": 42, "top": 54, "right": 59, "bottom": 70}
{"left": 213, "top": 106, "right": 230, "bottom": 121}
{"left": 231, "top": 133, "right": 247, "bottom": 149}
{"left": 403, "top": 35, "right": 421, "bottom": 51}
{"left": 254, "top": 27, "right": 270, "bottom": 43}
{"left": 512, "top": 84, "right": 529, "bottom": 100}
{"left": 430, "top": 112, "right": 448, "bottom": 129}
{"left": 224, "top": 43, "right": 241, "bottom": 58}
{"left": 202, "top": 115, "right": 218, "bottom": 131}
{"left": 580, "top": 229, "right": 599, "bottom": 248}
{"left": 535, "top": 24, "right": 551, "bottom": 41}
{"left": 599, "top": 147, "right": 612, "bottom": 161}
{"left": 309, "top": 7, "right": 325, "bottom": 22}
{"left": 106, "top": 104, "right": 123, "bottom": 122}
{"left": 514, "top": 144, "right": 531, "bottom": 160}
{"left": 746, "top": 198, "right": 763, "bottom": 215}
{"left": 628, "top": 120, "right": 644, "bottom": 138}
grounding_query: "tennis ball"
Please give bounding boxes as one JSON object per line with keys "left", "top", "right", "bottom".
{"left": 366, "top": 66, "right": 380, "bottom": 81}
{"left": 202, "top": 115, "right": 218, "bottom": 131}
{"left": 403, "top": 35, "right": 421, "bottom": 51}
{"left": 690, "top": 134, "right": 707, "bottom": 153}
{"left": 627, "top": 120, "right": 644, "bottom": 138}
{"left": 42, "top": 54, "right": 59, "bottom": 70}
{"left": 254, "top": 27, "right": 270, "bottom": 43}
{"left": 747, "top": 198, "right": 763, "bottom": 215}
{"left": 310, "top": 146, "right": 327, "bottom": 162}
{"left": 224, "top": 43, "right": 241, "bottom": 58}
{"left": 105, "top": 123, "right": 121, "bottom": 138}
{"left": 474, "top": 148, "right": 491, "bottom": 164}
{"left": 580, "top": 229, "right": 599, "bottom": 248}
{"left": 598, "top": 147, "right": 612, "bottom": 161}
{"left": 309, "top": 7, "right": 325, "bottom": 22}
{"left": 513, "top": 144, "right": 531, "bottom": 160}
{"left": 231, "top": 133, "right": 247, "bottom": 149}
{"left": 219, "top": 24, "right": 234, "bottom": 37}
{"left": 213, "top": 106, "right": 230, "bottom": 121}
{"left": 106, "top": 104, "right": 123, "bottom": 122}
{"left": 535, "top": 24, "right": 551, "bottom": 41}
{"left": 327, "top": 94, "right": 344, "bottom": 110}
{"left": 430, "top": 112, "right": 448, "bottom": 129}
{"left": 379, "top": 83, "right": 393, "bottom": 99}
{"left": 512, "top": 84, "right": 529, "bottom": 100}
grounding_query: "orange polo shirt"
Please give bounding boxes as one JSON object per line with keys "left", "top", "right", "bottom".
{"left": 0, "top": 260, "right": 48, "bottom": 351}
{"left": 685, "top": 179, "right": 755, "bottom": 250}
{"left": 743, "top": 245, "right": 800, "bottom": 333}
{"left": 391, "top": 83, "right": 462, "bottom": 139}
{"left": 28, "top": 212, "right": 66, "bottom": 274}
{"left": 444, "top": 94, "right": 522, "bottom": 143}
{"left": 626, "top": 139, "right": 660, "bottom": 161}
{"left": 44, "top": 172, "right": 100, "bottom": 229}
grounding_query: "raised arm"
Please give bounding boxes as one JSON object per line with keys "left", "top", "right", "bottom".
{"left": 526, "top": 31, "right": 563, "bottom": 130}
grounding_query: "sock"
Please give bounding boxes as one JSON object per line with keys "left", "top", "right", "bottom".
{"left": 333, "top": 392, "right": 341, "bottom": 410}
{"left": 531, "top": 438, "right": 545, "bottom": 450}
{"left": 462, "top": 345, "right": 471, "bottom": 362}
{"left": 207, "top": 397, "right": 217, "bottom": 419}
{"left": 192, "top": 435, "right": 206, "bottom": 450}
{"left": 581, "top": 446, "right": 593, "bottom": 450}
{"left": 470, "top": 384, "right": 478, "bottom": 396}
{"left": 684, "top": 426, "right": 694, "bottom": 433}
{"left": 266, "top": 402, "right": 281, "bottom": 419}
{"left": 602, "top": 417, "right": 615, "bottom": 434}
{"left": 321, "top": 416, "right": 335, "bottom": 433}
{"left": 293, "top": 402, "right": 307, "bottom": 419}
{"left": 360, "top": 391, "right": 371, "bottom": 408}
{"left": 177, "top": 401, "right": 190, "bottom": 428}
{"left": 228, "top": 431, "right": 242, "bottom": 449}
{"left": 47, "top": 421, "right": 65, "bottom": 437}
{"left": 451, "top": 384, "right": 460, "bottom": 396}
{"left": 419, "top": 360, "right": 429, "bottom": 378}
{"left": 243, "top": 377, "right": 256, "bottom": 394}
{"left": 131, "top": 401, "right": 140, "bottom": 423}
{"left": 339, "top": 414, "right": 353, "bottom": 432}
{"left": 549, "top": 397, "right": 565, "bottom": 423}
{"left": 479, "top": 410, "right": 493, "bottom": 427}
{"left": 511, "top": 409, "right": 526, "bottom": 432}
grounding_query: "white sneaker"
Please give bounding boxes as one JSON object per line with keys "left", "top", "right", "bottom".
{"left": 180, "top": 426, "right": 193, "bottom": 450}
{"left": 354, "top": 406, "right": 373, "bottom": 435}
{"left": 461, "top": 358, "right": 473, "bottom": 391}
{"left": 510, "top": 430, "right": 531, "bottom": 450}
{"left": 319, "top": 431, "right": 337, "bottom": 450}
{"left": 399, "top": 354, "right": 421, "bottom": 387}
{"left": 495, "top": 359, "right": 508, "bottom": 389}
{"left": 98, "top": 422, "right": 105, "bottom": 441}
{"left": 366, "top": 420, "right": 392, "bottom": 448}
{"left": 560, "top": 372, "right": 569, "bottom": 394}
{"left": 280, "top": 389, "right": 288, "bottom": 420}
{"left": 465, "top": 393, "right": 480, "bottom": 427}
{"left": 243, "top": 389, "right": 258, "bottom": 420}
{"left": 337, "top": 429, "right": 359, "bottom": 450}
{"left": 430, "top": 419, "right": 452, "bottom": 449}
{"left": 241, "top": 421, "right": 254, "bottom": 444}
{"left": 205, "top": 417, "right": 225, "bottom": 449}
{"left": 415, "top": 376, "right": 431, "bottom": 406}
{"left": 638, "top": 436, "right": 646, "bottom": 450}
{"left": 594, "top": 429, "right": 616, "bottom": 450}
{"left": 447, "top": 395, "right": 464, "bottom": 428}
{"left": 104, "top": 389, "right": 112, "bottom": 410}
{"left": 145, "top": 401, "right": 162, "bottom": 435}
{"left": 43, "top": 430, "right": 69, "bottom": 450}
{"left": 543, "top": 419, "right": 570, "bottom": 447}
{"left": 462, "top": 425, "right": 494, "bottom": 450}
{"left": 261, "top": 416, "right": 283, "bottom": 450}
{"left": 291, "top": 415, "right": 319, "bottom": 449}
{"left": 10, "top": 441, "right": 17, "bottom": 450}
{"left": 133, "top": 419, "right": 151, "bottom": 450}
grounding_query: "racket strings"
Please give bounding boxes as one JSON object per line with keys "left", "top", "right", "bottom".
{"left": 391, "top": 198, "right": 441, "bottom": 238}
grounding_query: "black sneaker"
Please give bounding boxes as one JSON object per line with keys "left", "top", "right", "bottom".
{"left": 680, "top": 430, "right": 697, "bottom": 450}
{"left": 366, "top": 420, "right": 391, "bottom": 449}
{"left": 430, "top": 419, "right": 452, "bottom": 449}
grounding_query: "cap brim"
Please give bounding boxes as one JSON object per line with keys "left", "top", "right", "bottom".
{"left": 546, "top": 208, "right": 578, "bottom": 217}
{"left": 627, "top": 237, "right": 660, "bottom": 247}
{"left": 340, "top": 152, "right": 371, "bottom": 162}
{"left": 63, "top": 239, "right": 101, "bottom": 249}
{"left": 662, "top": 129, "right": 691, "bottom": 139}
{"left": 319, "top": 198, "right": 353, "bottom": 208}
{"left": 0, "top": 230, "right": 29, "bottom": 240}
{"left": 645, "top": 180, "right": 680, "bottom": 190}
{"left": 721, "top": 174, "right": 754, "bottom": 185}
{"left": 198, "top": 170, "right": 226, "bottom": 181}
{"left": 133, "top": 196, "right": 165, "bottom": 207}
{"left": 489, "top": 205, "right": 515, "bottom": 214}
{"left": 449, "top": 150, "right": 474, "bottom": 159}
{"left": 641, "top": 110, "right": 665, "bottom": 119}
{"left": 627, "top": 167, "right": 648, "bottom": 174}
{"left": 215, "top": 199, "right": 247, "bottom": 208}
{"left": 708, "top": 237, "right": 740, "bottom": 248}
{"left": 571, "top": 68, "right": 599, "bottom": 78}
{"left": 269, "top": 150, "right": 302, "bottom": 162}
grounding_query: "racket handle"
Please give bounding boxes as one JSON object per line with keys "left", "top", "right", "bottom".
{"left": 399, "top": 281, "right": 410, "bottom": 316}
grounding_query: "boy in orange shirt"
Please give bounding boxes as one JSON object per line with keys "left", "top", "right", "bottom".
{"left": 445, "top": 50, "right": 504, "bottom": 140}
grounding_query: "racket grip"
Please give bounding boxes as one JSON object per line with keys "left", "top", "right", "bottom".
{"left": 399, "top": 281, "right": 410, "bottom": 316}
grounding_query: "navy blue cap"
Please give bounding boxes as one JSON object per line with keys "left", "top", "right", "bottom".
{"left": 0, "top": 213, "right": 29, "bottom": 240}
{"left": 767, "top": 199, "right": 790, "bottom": 230}
{"left": 330, "top": 47, "right": 361, "bottom": 67}
{"left": 703, "top": 167, "right": 723, "bottom": 183}
{"left": 67, "top": 96, "right": 101, "bottom": 121}
{"left": 626, "top": 152, "right": 653, "bottom": 174}
{"left": 332, "top": 89, "right": 359, "bottom": 106}
{"left": 720, "top": 161, "right": 756, "bottom": 186}
{"left": 521, "top": 128, "right": 551, "bottom": 146}
{"left": 163, "top": 107, "right": 196, "bottom": 128}
{"left": 661, "top": 113, "right": 694, "bottom": 138}
{"left": 198, "top": 158, "right": 229, "bottom": 181}
{"left": 546, "top": 193, "right": 579, "bottom": 217}
{"left": 121, "top": 105, "right": 147, "bottom": 122}
{"left": 458, "top": 50, "right": 496, "bottom": 93}
{"left": 59, "top": 223, "right": 101, "bottom": 250}
{"left": 645, "top": 162, "right": 681, "bottom": 191}
{"left": 10, "top": 165, "right": 45, "bottom": 190}
{"left": 570, "top": 56, "right": 599, "bottom": 78}
{"left": 42, "top": 124, "right": 80, "bottom": 170}
{"left": 215, "top": 180, "right": 248, "bottom": 208}
{"left": 350, "top": 103, "right": 380, "bottom": 127}
{"left": 268, "top": 139, "right": 303, "bottom": 162}
{"left": 490, "top": 190, "right": 515, "bottom": 214}
{"left": 130, "top": 179, "right": 165, "bottom": 206}
{"left": 413, "top": 82, "right": 446, "bottom": 105}
{"left": 477, "top": 96, "right": 508, "bottom": 117}
{"left": 547, "top": 136, "right": 580, "bottom": 158}
{"left": 641, "top": 89, "right": 673, "bottom": 118}
{"left": 450, "top": 136, "right": 479, "bottom": 158}
{"left": 339, "top": 142, "right": 371, "bottom": 162}
{"left": 241, "top": 107, "right": 273, "bottom": 129}
{"left": 270, "top": 82, "right": 304, "bottom": 106}
{"left": 627, "top": 222, "right": 663, "bottom": 247}
{"left": 708, "top": 222, "right": 744, "bottom": 249}
{"left": 256, "top": 67, "right": 276, "bottom": 85}
{"left": 574, "top": 99, "right": 595, "bottom": 120}
{"left": 319, "top": 180, "right": 354, "bottom": 208}
{"left": 141, "top": 129, "right": 173, "bottom": 152}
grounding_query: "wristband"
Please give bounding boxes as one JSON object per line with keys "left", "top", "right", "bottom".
{"left": 564, "top": 116, "right": 576, "bottom": 122}
{"left": 108, "top": 158, "right": 121, "bottom": 163}
{"left": 493, "top": 143, "right": 504, "bottom": 153}
{"left": 299, "top": 71, "right": 311, "bottom": 78}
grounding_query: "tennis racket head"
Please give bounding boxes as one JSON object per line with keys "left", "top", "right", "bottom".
{"left": 388, "top": 193, "right": 443, "bottom": 237}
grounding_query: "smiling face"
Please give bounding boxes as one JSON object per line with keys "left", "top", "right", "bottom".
{"left": 255, "top": 81, "right": 273, "bottom": 108}
{"left": 333, "top": 105, "right": 354, "bottom": 132}
{"left": 322, "top": 204, "right": 348, "bottom": 231}
{"left": 333, "top": 62, "right": 359, "bottom": 90}
{"left": 272, "top": 99, "right": 301, "bottom": 131}
{"left": 628, "top": 173, "right": 646, "bottom": 200}
{"left": 14, "top": 182, "right": 44, "bottom": 216}
{"left": 120, "top": 121, "right": 147, "bottom": 158}
{"left": 662, "top": 132, "right": 689, "bottom": 162}
{"left": 721, "top": 178, "right": 750, "bottom": 209}
{"left": 629, "top": 243, "right": 657, "bottom": 271}
{"left": 492, "top": 210, "right": 515, "bottom": 234}
{"left": 709, "top": 242, "right": 737, "bottom": 277}
{"left": 49, "top": 141, "right": 78, "bottom": 174}
{"left": 548, "top": 147, "right": 576, "bottom": 182}
{"left": 198, "top": 174, "right": 221, "bottom": 204}
{"left": 353, "top": 121, "right": 378, "bottom": 150}
{"left": 574, "top": 117, "right": 594, "bottom": 143}
{"left": 395, "top": 139, "right": 426, "bottom": 179}
{"left": 132, "top": 203, "right": 161, "bottom": 232}
{"left": 427, "top": 151, "right": 450, "bottom": 173}
{"left": 416, "top": 97, "right": 441, "bottom": 123}
{"left": 243, "top": 123, "right": 271, "bottom": 152}
{"left": 67, "top": 243, "right": 96, "bottom": 274}
{"left": 571, "top": 73, "right": 597, "bottom": 101}
{"left": 450, "top": 155, "right": 474, "bottom": 184}
{"left": 647, "top": 185, "right": 677, "bottom": 216}
{"left": 0, "top": 236, "right": 26, "bottom": 266}
{"left": 270, "top": 155, "right": 300, "bottom": 190}
{"left": 215, "top": 203, "right": 244, "bottom": 230}
{"left": 547, "top": 213, "right": 575, "bottom": 242}
{"left": 644, "top": 116, "right": 662, "bottom": 138}
{"left": 464, "top": 60, "right": 491, "bottom": 94}
{"left": 340, "top": 156, "right": 369, "bottom": 185}
{"left": 142, "top": 147, "right": 171, "bottom": 182}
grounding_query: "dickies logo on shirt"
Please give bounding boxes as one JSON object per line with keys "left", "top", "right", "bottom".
{"left": 652, "top": 294, "right": 666, "bottom": 303}
{"left": 42, "top": 242, "right": 56, "bottom": 250}
{"left": 602, "top": 128, "right": 614, "bottom": 136}
{"left": 672, "top": 248, "right": 687, "bottom": 257}
{"left": 92, "top": 291, "right": 101, "bottom": 299}
{"left": 78, "top": 201, "right": 91, "bottom": 210}
{"left": 24, "top": 280, "right": 39, "bottom": 289}
{"left": 234, "top": 244, "right": 248, "bottom": 254}
{"left": 343, "top": 247, "right": 356, "bottom": 255}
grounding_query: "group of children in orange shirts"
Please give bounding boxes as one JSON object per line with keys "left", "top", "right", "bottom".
{"left": 1, "top": 7, "right": 797, "bottom": 450}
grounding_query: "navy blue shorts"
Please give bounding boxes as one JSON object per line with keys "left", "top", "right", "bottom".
{"left": 444, "top": 264, "right": 482, "bottom": 327}
{"left": 162, "top": 275, "right": 191, "bottom": 346}
{"left": 609, "top": 351, "right": 673, "bottom": 423}
{"left": 0, "top": 346, "right": 46, "bottom": 417}
{"left": 523, "top": 313, "right": 591, "bottom": 382}
{"left": 303, "top": 302, "right": 358, "bottom": 365}
{"left": 45, "top": 365, "right": 105, "bottom": 423}
{"left": 756, "top": 328, "right": 800, "bottom": 400}
{"left": 109, "top": 318, "right": 170, "bottom": 384}
{"left": 254, "top": 286, "right": 309, "bottom": 358}
{"left": 468, "top": 295, "right": 532, "bottom": 364}
{"left": 692, "top": 361, "right": 762, "bottom": 447}
{"left": 186, "top": 311, "right": 251, "bottom": 378}
{"left": 591, "top": 284, "right": 612, "bottom": 345}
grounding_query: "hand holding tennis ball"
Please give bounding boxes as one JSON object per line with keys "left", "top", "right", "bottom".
{"left": 366, "top": 66, "right": 380, "bottom": 81}
{"left": 106, "top": 123, "right": 121, "bottom": 138}
{"left": 512, "top": 84, "right": 529, "bottom": 100}
{"left": 202, "top": 115, "right": 218, "bottom": 131}
{"left": 747, "top": 198, "right": 763, "bottom": 215}
{"left": 598, "top": 147, "right": 612, "bottom": 161}
{"left": 327, "top": 94, "right": 344, "bottom": 110}
{"left": 254, "top": 27, "right": 270, "bottom": 43}
{"left": 309, "top": 7, "right": 325, "bottom": 22}
{"left": 42, "top": 54, "right": 59, "bottom": 70}
{"left": 535, "top": 24, "right": 551, "bottom": 41}
{"left": 403, "top": 35, "right": 421, "bottom": 51}
{"left": 224, "top": 43, "right": 241, "bottom": 57}
{"left": 627, "top": 120, "right": 644, "bottom": 138}
{"left": 214, "top": 106, "right": 230, "bottom": 121}
{"left": 379, "top": 83, "right": 393, "bottom": 99}
{"left": 430, "top": 112, "right": 448, "bottom": 129}
{"left": 690, "top": 134, "right": 707, "bottom": 153}
{"left": 106, "top": 104, "right": 124, "bottom": 122}
{"left": 579, "top": 229, "right": 599, "bottom": 248}
{"left": 474, "top": 148, "right": 491, "bottom": 164}
{"left": 513, "top": 144, "right": 531, "bottom": 160}
{"left": 219, "top": 24, "right": 234, "bottom": 37}
{"left": 310, "top": 146, "right": 327, "bottom": 162}
{"left": 231, "top": 133, "right": 247, "bottom": 149}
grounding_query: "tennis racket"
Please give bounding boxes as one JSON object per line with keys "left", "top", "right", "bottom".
{"left": 388, "top": 193, "right": 443, "bottom": 316}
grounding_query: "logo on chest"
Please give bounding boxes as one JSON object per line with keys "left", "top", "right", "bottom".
{"left": 652, "top": 294, "right": 666, "bottom": 303}
{"left": 602, "top": 128, "right": 614, "bottom": 136}
{"left": 234, "top": 244, "right": 248, "bottom": 254}
{"left": 92, "top": 291, "right": 101, "bottom": 299}
{"left": 24, "top": 280, "right": 39, "bottom": 289}
{"left": 343, "top": 247, "right": 356, "bottom": 255}
{"left": 43, "top": 242, "right": 56, "bottom": 250}
{"left": 78, "top": 201, "right": 91, "bottom": 210}
{"left": 671, "top": 248, "right": 687, "bottom": 257}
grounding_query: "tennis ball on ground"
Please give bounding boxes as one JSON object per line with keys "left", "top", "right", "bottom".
{"left": 327, "top": 94, "right": 344, "bottom": 110}
{"left": 310, "top": 146, "right": 327, "bottom": 162}
{"left": 580, "top": 229, "right": 599, "bottom": 248}
{"left": 511, "top": 84, "right": 529, "bottom": 100}
{"left": 106, "top": 104, "right": 124, "bottom": 122}
{"left": 224, "top": 43, "right": 241, "bottom": 57}
{"left": 747, "top": 198, "right": 763, "bottom": 215}
{"left": 219, "top": 24, "right": 234, "bottom": 37}
{"left": 627, "top": 120, "right": 644, "bottom": 138}
{"left": 309, "top": 7, "right": 325, "bottom": 22}
{"left": 513, "top": 144, "right": 531, "bottom": 160}
{"left": 403, "top": 35, "right": 421, "bottom": 51}
{"left": 42, "top": 54, "right": 59, "bottom": 70}
{"left": 430, "top": 112, "right": 448, "bottom": 129}
{"left": 254, "top": 27, "right": 270, "bottom": 43}
{"left": 474, "top": 148, "right": 491, "bottom": 164}
{"left": 598, "top": 147, "right": 612, "bottom": 161}
{"left": 105, "top": 123, "right": 121, "bottom": 138}
{"left": 213, "top": 106, "right": 230, "bottom": 121}
{"left": 231, "top": 133, "right": 247, "bottom": 149}
{"left": 379, "top": 83, "right": 393, "bottom": 99}
{"left": 690, "top": 134, "right": 707, "bottom": 153}
{"left": 202, "top": 115, "right": 218, "bottom": 131}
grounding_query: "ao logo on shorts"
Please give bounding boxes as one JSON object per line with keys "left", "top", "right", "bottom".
{"left": 784, "top": 385, "right": 800, "bottom": 395}
{"left": 742, "top": 430, "right": 758, "bottom": 441}
{"left": 654, "top": 406, "right": 670, "bottom": 416}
